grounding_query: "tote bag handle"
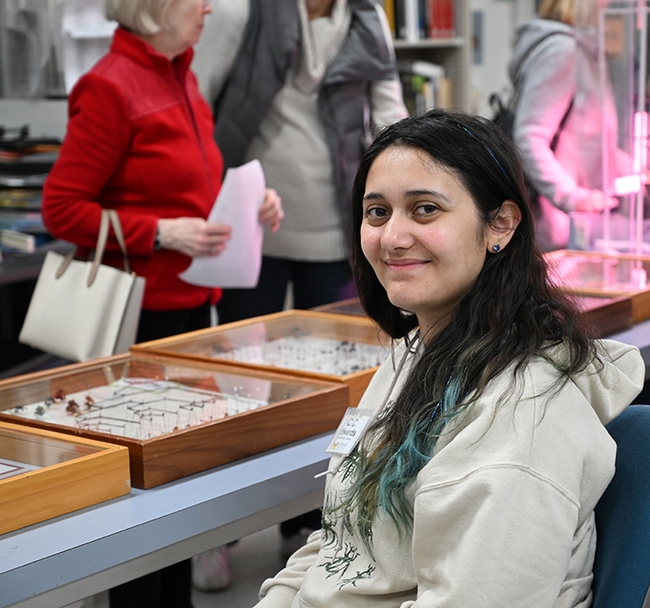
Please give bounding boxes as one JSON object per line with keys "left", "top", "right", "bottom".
{"left": 55, "top": 209, "right": 131, "bottom": 286}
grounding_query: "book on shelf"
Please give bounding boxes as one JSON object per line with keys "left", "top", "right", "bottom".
{"left": 394, "top": 0, "right": 406, "bottom": 40}
{"left": 384, "top": 0, "right": 455, "bottom": 41}
{"left": 398, "top": 59, "right": 452, "bottom": 113}
{"left": 0, "top": 211, "right": 46, "bottom": 233}
{"left": 404, "top": 0, "right": 420, "bottom": 42}
{"left": 0, "top": 229, "right": 36, "bottom": 253}
{"left": 384, "top": 0, "right": 396, "bottom": 35}
{"left": 0, "top": 209, "right": 52, "bottom": 252}
{"left": 0, "top": 189, "right": 42, "bottom": 211}
{"left": 428, "top": 0, "right": 454, "bottom": 38}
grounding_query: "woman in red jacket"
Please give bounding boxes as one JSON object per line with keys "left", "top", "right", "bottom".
{"left": 43, "top": 0, "right": 282, "bottom": 345}
{"left": 42, "top": 1, "right": 282, "bottom": 607}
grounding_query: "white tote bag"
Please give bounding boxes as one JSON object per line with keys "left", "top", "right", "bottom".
{"left": 19, "top": 210, "right": 145, "bottom": 362}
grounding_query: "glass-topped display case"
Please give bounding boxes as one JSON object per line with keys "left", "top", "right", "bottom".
{"left": 571, "top": 0, "right": 649, "bottom": 256}
{"left": 546, "top": 0, "right": 650, "bottom": 313}
{"left": 560, "top": 5, "right": 650, "bottom": 242}
{"left": 0, "top": 421, "right": 129, "bottom": 534}
{"left": 0, "top": 351, "right": 349, "bottom": 488}
{"left": 132, "top": 310, "right": 392, "bottom": 408}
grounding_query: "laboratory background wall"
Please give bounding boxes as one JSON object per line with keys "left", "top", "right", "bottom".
{"left": 0, "top": 0, "right": 536, "bottom": 139}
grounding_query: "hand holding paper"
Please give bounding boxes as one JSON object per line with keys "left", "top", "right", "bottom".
{"left": 179, "top": 159, "right": 266, "bottom": 288}
{"left": 158, "top": 217, "right": 231, "bottom": 258}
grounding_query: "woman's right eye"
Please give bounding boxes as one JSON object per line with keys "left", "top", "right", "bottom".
{"left": 364, "top": 206, "right": 389, "bottom": 220}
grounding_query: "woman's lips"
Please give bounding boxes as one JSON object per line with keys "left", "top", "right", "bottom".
{"left": 383, "top": 259, "right": 428, "bottom": 271}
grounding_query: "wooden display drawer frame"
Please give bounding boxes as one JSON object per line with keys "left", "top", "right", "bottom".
{"left": 132, "top": 309, "right": 391, "bottom": 407}
{"left": 0, "top": 352, "right": 348, "bottom": 489}
{"left": 545, "top": 249, "right": 650, "bottom": 325}
{"left": 312, "top": 293, "right": 635, "bottom": 338}
{"left": 0, "top": 421, "right": 130, "bottom": 535}
{"left": 573, "top": 294, "right": 633, "bottom": 337}
{"left": 314, "top": 297, "right": 366, "bottom": 317}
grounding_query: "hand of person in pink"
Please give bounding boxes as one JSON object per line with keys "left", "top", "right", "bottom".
{"left": 258, "top": 188, "right": 284, "bottom": 233}
{"left": 156, "top": 217, "right": 232, "bottom": 257}
{"left": 575, "top": 189, "right": 619, "bottom": 213}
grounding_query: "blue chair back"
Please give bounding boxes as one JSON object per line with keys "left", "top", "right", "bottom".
{"left": 592, "top": 404, "right": 650, "bottom": 608}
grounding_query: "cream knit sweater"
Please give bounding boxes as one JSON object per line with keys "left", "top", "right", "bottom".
{"left": 246, "top": 1, "right": 406, "bottom": 262}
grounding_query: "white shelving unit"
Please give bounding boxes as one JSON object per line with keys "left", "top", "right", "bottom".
{"left": 391, "top": 0, "right": 471, "bottom": 110}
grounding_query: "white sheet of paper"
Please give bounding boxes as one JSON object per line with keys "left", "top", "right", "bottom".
{"left": 179, "top": 159, "right": 265, "bottom": 288}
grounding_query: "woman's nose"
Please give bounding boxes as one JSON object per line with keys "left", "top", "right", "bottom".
{"left": 381, "top": 214, "right": 413, "bottom": 250}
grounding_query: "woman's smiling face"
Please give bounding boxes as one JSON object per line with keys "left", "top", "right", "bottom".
{"left": 361, "top": 146, "right": 489, "bottom": 336}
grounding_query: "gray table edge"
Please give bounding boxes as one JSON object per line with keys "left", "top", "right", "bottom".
{"left": 0, "top": 432, "right": 333, "bottom": 608}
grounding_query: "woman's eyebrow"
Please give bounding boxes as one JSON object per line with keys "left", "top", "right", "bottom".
{"left": 363, "top": 191, "right": 385, "bottom": 201}
{"left": 363, "top": 189, "right": 452, "bottom": 204}
{"left": 405, "top": 188, "right": 450, "bottom": 201}
{"left": 364, "top": 188, "right": 448, "bottom": 198}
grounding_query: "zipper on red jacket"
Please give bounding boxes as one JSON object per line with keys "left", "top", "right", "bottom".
{"left": 173, "top": 64, "right": 216, "bottom": 203}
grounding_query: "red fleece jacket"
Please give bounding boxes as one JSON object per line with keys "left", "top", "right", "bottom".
{"left": 42, "top": 27, "right": 223, "bottom": 311}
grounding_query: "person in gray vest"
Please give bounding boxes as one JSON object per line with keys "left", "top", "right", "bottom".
{"left": 197, "top": 0, "right": 407, "bottom": 323}
{"left": 190, "top": 0, "right": 407, "bottom": 592}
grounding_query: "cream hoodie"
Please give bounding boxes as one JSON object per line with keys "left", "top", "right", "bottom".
{"left": 255, "top": 339, "right": 644, "bottom": 608}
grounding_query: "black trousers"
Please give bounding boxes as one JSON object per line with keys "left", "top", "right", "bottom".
{"left": 217, "top": 257, "right": 354, "bottom": 538}
{"left": 216, "top": 256, "right": 355, "bottom": 324}
{"left": 136, "top": 299, "right": 212, "bottom": 344}
{"left": 109, "top": 560, "right": 193, "bottom": 608}
{"left": 109, "top": 299, "right": 211, "bottom": 608}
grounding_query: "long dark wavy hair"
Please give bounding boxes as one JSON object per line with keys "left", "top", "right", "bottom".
{"left": 329, "top": 109, "right": 598, "bottom": 545}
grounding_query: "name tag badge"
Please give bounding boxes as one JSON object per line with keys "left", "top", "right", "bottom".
{"left": 325, "top": 408, "right": 373, "bottom": 456}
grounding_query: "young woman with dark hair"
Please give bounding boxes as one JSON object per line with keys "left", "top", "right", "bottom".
{"left": 253, "top": 109, "right": 645, "bottom": 607}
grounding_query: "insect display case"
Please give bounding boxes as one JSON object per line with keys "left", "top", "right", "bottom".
{"left": 313, "top": 298, "right": 367, "bottom": 317}
{"left": 545, "top": 250, "right": 650, "bottom": 329}
{"left": 0, "top": 421, "right": 129, "bottom": 534}
{"left": 550, "top": 0, "right": 650, "bottom": 318}
{"left": 0, "top": 351, "right": 349, "bottom": 488}
{"left": 132, "top": 310, "right": 392, "bottom": 408}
